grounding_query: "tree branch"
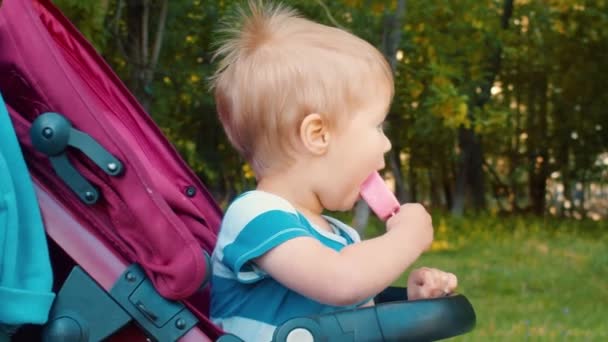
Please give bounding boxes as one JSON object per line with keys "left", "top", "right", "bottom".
{"left": 150, "top": 0, "right": 168, "bottom": 72}
{"left": 482, "top": 159, "right": 510, "bottom": 191}
{"left": 108, "top": 0, "right": 128, "bottom": 61}
{"left": 313, "top": 0, "right": 345, "bottom": 30}
{"left": 142, "top": 0, "right": 150, "bottom": 64}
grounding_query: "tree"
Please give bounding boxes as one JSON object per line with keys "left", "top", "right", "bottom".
{"left": 55, "top": 0, "right": 608, "bottom": 218}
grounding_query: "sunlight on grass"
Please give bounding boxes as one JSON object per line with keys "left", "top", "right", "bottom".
{"left": 364, "top": 213, "right": 608, "bottom": 340}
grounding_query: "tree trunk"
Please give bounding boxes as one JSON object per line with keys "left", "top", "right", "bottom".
{"left": 556, "top": 122, "right": 571, "bottom": 217}
{"left": 509, "top": 80, "right": 522, "bottom": 211}
{"left": 442, "top": 162, "right": 453, "bottom": 210}
{"left": 537, "top": 74, "right": 549, "bottom": 215}
{"left": 527, "top": 73, "right": 549, "bottom": 216}
{"left": 124, "top": 0, "right": 168, "bottom": 112}
{"left": 452, "top": 126, "right": 475, "bottom": 215}
{"left": 429, "top": 170, "right": 442, "bottom": 209}
{"left": 578, "top": 176, "right": 587, "bottom": 218}
{"left": 384, "top": 0, "right": 408, "bottom": 203}
{"left": 469, "top": 130, "right": 486, "bottom": 209}
{"left": 389, "top": 142, "right": 409, "bottom": 202}
{"left": 351, "top": 200, "right": 371, "bottom": 236}
{"left": 451, "top": 0, "right": 513, "bottom": 216}
{"left": 408, "top": 163, "right": 417, "bottom": 202}
{"left": 353, "top": 0, "right": 407, "bottom": 232}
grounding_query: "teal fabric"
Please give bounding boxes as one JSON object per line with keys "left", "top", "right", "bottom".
{"left": 0, "top": 93, "right": 55, "bottom": 326}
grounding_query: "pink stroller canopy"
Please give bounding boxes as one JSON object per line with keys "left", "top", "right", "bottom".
{"left": 0, "top": 0, "right": 222, "bottom": 337}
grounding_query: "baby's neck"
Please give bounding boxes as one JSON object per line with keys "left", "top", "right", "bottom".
{"left": 257, "top": 177, "right": 322, "bottom": 213}
{"left": 299, "top": 210, "right": 333, "bottom": 233}
{"left": 257, "top": 175, "right": 332, "bottom": 232}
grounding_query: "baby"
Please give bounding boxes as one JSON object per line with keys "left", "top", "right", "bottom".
{"left": 209, "top": 2, "right": 457, "bottom": 340}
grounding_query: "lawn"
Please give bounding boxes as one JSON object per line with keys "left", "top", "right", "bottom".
{"left": 363, "top": 214, "right": 608, "bottom": 341}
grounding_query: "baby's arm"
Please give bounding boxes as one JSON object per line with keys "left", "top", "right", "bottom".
{"left": 255, "top": 203, "right": 433, "bottom": 306}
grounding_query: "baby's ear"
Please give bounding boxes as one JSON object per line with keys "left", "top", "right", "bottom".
{"left": 299, "top": 113, "right": 330, "bottom": 155}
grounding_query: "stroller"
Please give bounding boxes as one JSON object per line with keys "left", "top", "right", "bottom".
{"left": 0, "top": 0, "right": 476, "bottom": 341}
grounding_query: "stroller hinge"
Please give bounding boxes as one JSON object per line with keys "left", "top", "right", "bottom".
{"left": 43, "top": 265, "right": 198, "bottom": 342}
{"left": 30, "top": 112, "right": 124, "bottom": 205}
{"left": 42, "top": 266, "right": 132, "bottom": 342}
{"left": 109, "top": 264, "right": 198, "bottom": 342}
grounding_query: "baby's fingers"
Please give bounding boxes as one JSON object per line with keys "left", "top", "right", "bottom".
{"left": 447, "top": 273, "right": 458, "bottom": 291}
{"left": 440, "top": 272, "right": 458, "bottom": 295}
{"left": 424, "top": 268, "right": 445, "bottom": 297}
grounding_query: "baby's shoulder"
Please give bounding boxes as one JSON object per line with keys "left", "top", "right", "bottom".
{"left": 223, "top": 190, "right": 299, "bottom": 226}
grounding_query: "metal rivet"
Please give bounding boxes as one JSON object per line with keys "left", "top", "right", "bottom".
{"left": 175, "top": 318, "right": 186, "bottom": 330}
{"left": 107, "top": 162, "right": 117, "bottom": 172}
{"left": 84, "top": 191, "right": 95, "bottom": 202}
{"left": 125, "top": 272, "right": 136, "bottom": 282}
{"left": 42, "top": 127, "right": 54, "bottom": 139}
{"left": 287, "top": 328, "right": 314, "bottom": 342}
{"left": 185, "top": 186, "right": 196, "bottom": 197}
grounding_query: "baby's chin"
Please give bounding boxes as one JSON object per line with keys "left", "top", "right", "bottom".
{"left": 341, "top": 194, "right": 363, "bottom": 212}
{"left": 324, "top": 199, "right": 357, "bottom": 212}
{"left": 321, "top": 190, "right": 362, "bottom": 212}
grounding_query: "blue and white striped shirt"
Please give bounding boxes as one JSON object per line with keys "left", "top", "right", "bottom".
{"left": 210, "top": 191, "right": 361, "bottom": 341}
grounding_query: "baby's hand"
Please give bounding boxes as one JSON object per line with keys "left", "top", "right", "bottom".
{"left": 386, "top": 203, "right": 433, "bottom": 253}
{"left": 407, "top": 267, "right": 458, "bottom": 300}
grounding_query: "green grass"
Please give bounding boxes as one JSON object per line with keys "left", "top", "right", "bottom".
{"left": 363, "top": 213, "right": 608, "bottom": 341}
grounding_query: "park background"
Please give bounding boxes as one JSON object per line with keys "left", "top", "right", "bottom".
{"left": 54, "top": 0, "right": 607, "bottom": 340}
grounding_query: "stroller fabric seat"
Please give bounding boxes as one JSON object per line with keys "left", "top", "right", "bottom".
{"left": 0, "top": 0, "right": 222, "bottom": 302}
{"left": 0, "top": 0, "right": 223, "bottom": 338}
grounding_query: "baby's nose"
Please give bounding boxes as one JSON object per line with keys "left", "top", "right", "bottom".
{"left": 383, "top": 135, "right": 392, "bottom": 153}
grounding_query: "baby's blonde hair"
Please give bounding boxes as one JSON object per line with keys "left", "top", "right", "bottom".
{"left": 210, "top": 1, "right": 393, "bottom": 177}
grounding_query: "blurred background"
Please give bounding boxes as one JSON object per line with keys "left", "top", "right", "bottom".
{"left": 54, "top": 0, "right": 607, "bottom": 340}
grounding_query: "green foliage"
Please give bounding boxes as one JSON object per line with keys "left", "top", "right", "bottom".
{"left": 54, "top": 0, "right": 110, "bottom": 50}
{"left": 54, "top": 0, "right": 608, "bottom": 215}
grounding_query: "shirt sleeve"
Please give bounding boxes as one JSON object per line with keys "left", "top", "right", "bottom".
{"left": 217, "top": 192, "right": 312, "bottom": 283}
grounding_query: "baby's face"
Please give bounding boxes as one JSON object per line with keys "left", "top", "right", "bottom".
{"left": 316, "top": 95, "right": 392, "bottom": 211}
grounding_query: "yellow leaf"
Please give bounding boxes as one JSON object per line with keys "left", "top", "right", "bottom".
{"left": 190, "top": 74, "right": 201, "bottom": 84}
{"left": 242, "top": 163, "right": 255, "bottom": 179}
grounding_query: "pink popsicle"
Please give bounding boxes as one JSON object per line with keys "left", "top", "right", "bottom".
{"left": 360, "top": 172, "right": 400, "bottom": 221}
